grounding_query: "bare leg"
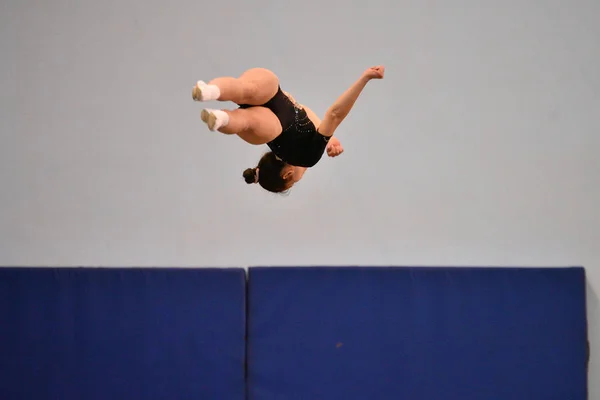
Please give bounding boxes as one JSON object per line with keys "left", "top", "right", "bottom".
{"left": 193, "top": 68, "right": 280, "bottom": 105}
{"left": 201, "top": 106, "right": 282, "bottom": 145}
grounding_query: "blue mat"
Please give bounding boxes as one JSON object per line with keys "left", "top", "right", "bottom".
{"left": 0, "top": 267, "right": 246, "bottom": 400}
{"left": 247, "top": 266, "right": 588, "bottom": 400}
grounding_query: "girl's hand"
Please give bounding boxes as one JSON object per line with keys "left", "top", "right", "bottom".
{"left": 363, "top": 65, "right": 385, "bottom": 80}
{"left": 326, "top": 137, "right": 344, "bottom": 158}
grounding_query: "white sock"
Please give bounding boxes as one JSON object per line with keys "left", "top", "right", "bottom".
{"left": 201, "top": 108, "right": 229, "bottom": 131}
{"left": 193, "top": 80, "right": 221, "bottom": 101}
{"left": 211, "top": 109, "right": 229, "bottom": 130}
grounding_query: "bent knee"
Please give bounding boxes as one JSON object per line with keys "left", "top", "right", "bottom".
{"left": 239, "top": 68, "right": 279, "bottom": 103}
{"left": 239, "top": 80, "right": 261, "bottom": 104}
{"left": 237, "top": 107, "right": 282, "bottom": 144}
{"left": 245, "top": 67, "right": 279, "bottom": 83}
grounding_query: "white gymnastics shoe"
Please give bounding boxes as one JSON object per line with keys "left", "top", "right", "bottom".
{"left": 192, "top": 81, "right": 221, "bottom": 101}
{"left": 200, "top": 109, "right": 229, "bottom": 131}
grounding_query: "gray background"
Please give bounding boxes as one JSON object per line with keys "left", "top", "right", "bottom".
{"left": 1, "top": 0, "right": 597, "bottom": 395}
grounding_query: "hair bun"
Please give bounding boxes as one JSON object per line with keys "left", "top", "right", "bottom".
{"left": 243, "top": 168, "right": 257, "bottom": 184}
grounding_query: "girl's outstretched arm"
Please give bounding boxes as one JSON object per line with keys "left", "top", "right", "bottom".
{"left": 318, "top": 66, "right": 385, "bottom": 137}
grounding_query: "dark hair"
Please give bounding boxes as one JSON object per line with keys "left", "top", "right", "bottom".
{"left": 243, "top": 152, "right": 292, "bottom": 193}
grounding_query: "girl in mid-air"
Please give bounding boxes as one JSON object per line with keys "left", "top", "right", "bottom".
{"left": 192, "top": 65, "right": 385, "bottom": 193}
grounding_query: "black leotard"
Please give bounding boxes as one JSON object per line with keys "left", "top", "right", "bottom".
{"left": 238, "top": 87, "right": 330, "bottom": 168}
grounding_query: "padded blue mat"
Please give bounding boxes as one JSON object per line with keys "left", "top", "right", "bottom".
{"left": 247, "top": 266, "right": 587, "bottom": 400}
{"left": 0, "top": 267, "right": 246, "bottom": 400}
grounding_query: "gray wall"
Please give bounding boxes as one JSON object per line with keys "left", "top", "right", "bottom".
{"left": 1, "top": 0, "right": 598, "bottom": 395}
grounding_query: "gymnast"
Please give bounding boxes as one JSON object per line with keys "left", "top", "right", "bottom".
{"left": 192, "top": 65, "right": 385, "bottom": 193}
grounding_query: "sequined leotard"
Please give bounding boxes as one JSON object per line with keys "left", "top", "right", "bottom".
{"left": 238, "top": 87, "right": 330, "bottom": 168}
